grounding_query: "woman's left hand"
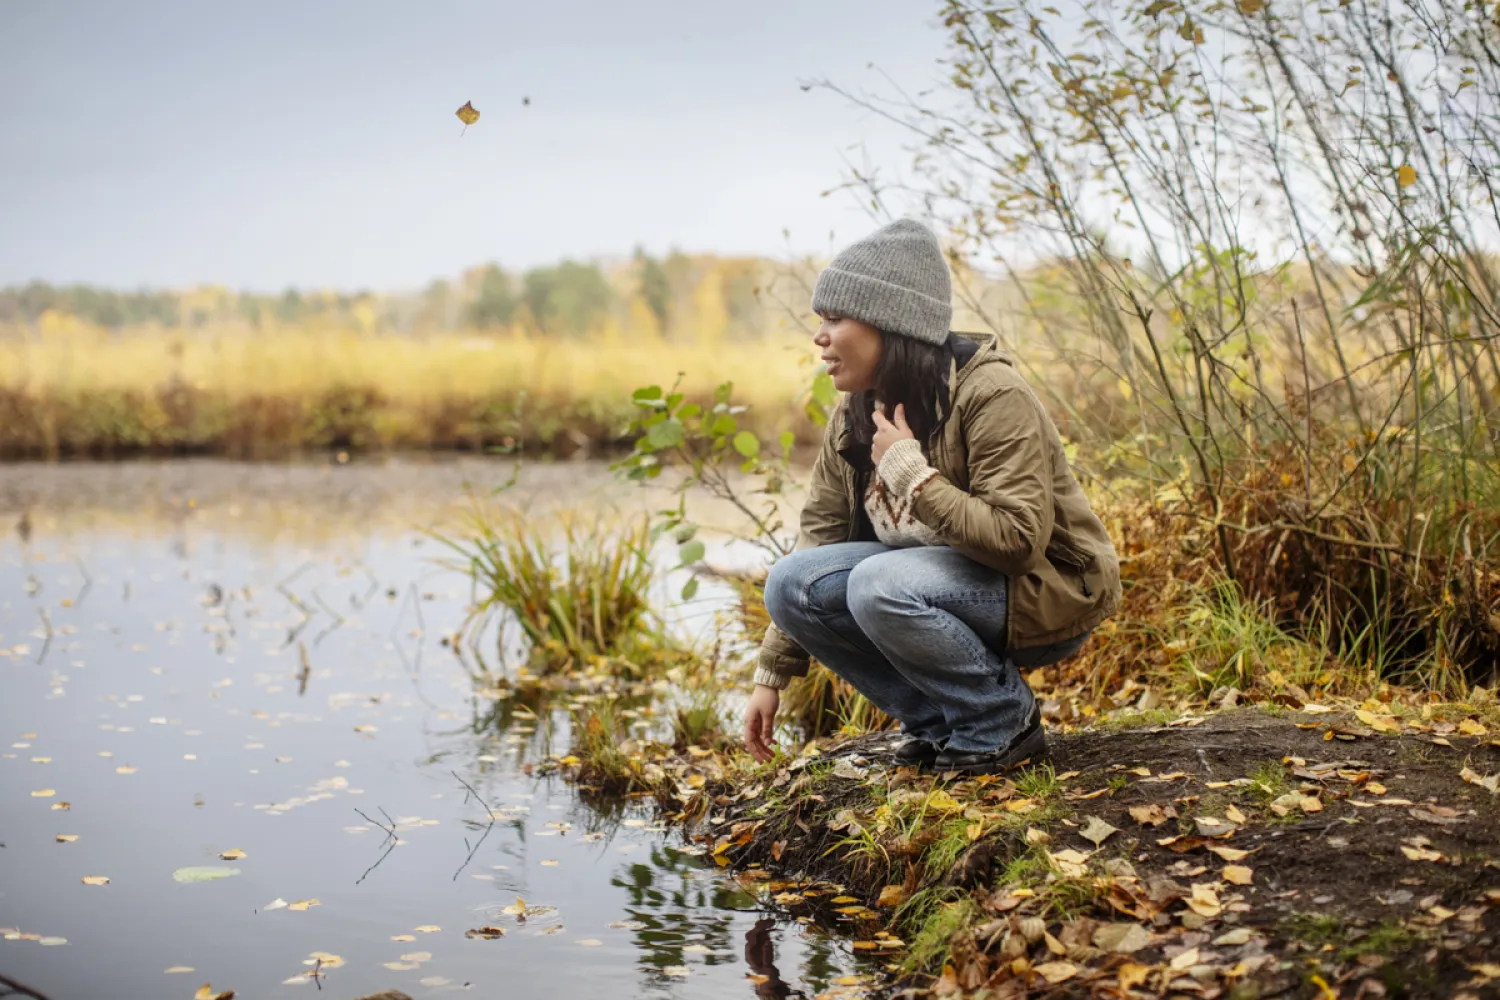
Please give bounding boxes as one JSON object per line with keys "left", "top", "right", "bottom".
{"left": 872, "top": 403, "right": 916, "bottom": 466}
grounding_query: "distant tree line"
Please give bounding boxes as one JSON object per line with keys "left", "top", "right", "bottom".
{"left": 0, "top": 248, "right": 791, "bottom": 341}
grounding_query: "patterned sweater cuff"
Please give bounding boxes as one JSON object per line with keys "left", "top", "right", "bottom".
{"left": 878, "top": 438, "right": 938, "bottom": 497}
{"left": 753, "top": 666, "right": 792, "bottom": 690}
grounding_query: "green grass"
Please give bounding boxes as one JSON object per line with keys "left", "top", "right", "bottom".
{"left": 898, "top": 889, "right": 980, "bottom": 974}
{"left": 1245, "top": 760, "right": 1293, "bottom": 805}
{"left": 1337, "top": 921, "right": 1418, "bottom": 961}
{"left": 1013, "top": 763, "right": 1062, "bottom": 800}
{"left": 1093, "top": 707, "right": 1179, "bottom": 732}
{"left": 432, "top": 500, "right": 690, "bottom": 677}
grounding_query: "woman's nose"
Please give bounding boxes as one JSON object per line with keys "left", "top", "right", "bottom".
{"left": 813, "top": 328, "right": 830, "bottom": 346}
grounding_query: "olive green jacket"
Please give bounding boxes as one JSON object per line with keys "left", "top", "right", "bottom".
{"left": 755, "top": 333, "right": 1121, "bottom": 689}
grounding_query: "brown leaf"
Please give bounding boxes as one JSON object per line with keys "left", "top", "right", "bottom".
{"left": 1222, "top": 865, "right": 1254, "bottom": 885}
{"left": 1079, "top": 815, "right": 1118, "bottom": 846}
{"left": 877, "top": 885, "right": 909, "bottom": 908}
{"left": 217, "top": 849, "right": 246, "bottom": 861}
{"left": 456, "top": 101, "right": 480, "bottom": 126}
{"left": 1129, "top": 803, "right": 1170, "bottom": 827}
{"left": 1034, "top": 960, "right": 1078, "bottom": 984}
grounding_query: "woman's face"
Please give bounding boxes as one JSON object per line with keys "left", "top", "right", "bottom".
{"left": 814, "top": 313, "right": 883, "bottom": 393}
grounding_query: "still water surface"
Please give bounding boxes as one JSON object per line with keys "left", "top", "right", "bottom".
{"left": 0, "top": 458, "right": 862, "bottom": 999}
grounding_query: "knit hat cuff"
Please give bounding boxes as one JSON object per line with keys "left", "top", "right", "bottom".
{"left": 812, "top": 267, "right": 952, "bottom": 347}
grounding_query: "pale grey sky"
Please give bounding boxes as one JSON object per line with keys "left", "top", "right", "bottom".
{"left": 0, "top": 1, "right": 950, "bottom": 291}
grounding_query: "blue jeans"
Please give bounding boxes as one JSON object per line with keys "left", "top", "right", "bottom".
{"left": 763, "top": 542, "right": 1090, "bottom": 753}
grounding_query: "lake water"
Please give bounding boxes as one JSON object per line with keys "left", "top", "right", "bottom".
{"left": 0, "top": 457, "right": 867, "bottom": 1000}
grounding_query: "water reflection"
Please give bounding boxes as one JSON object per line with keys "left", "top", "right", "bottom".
{"left": 0, "top": 459, "right": 864, "bottom": 999}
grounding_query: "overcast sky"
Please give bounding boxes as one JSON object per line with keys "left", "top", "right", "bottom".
{"left": 0, "top": 1, "right": 950, "bottom": 291}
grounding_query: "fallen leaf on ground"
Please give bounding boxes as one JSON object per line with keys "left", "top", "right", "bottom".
{"left": 1035, "top": 961, "right": 1078, "bottom": 984}
{"left": 877, "top": 885, "right": 909, "bottom": 908}
{"left": 1401, "top": 844, "right": 1444, "bottom": 862}
{"left": 1170, "top": 946, "right": 1201, "bottom": 970}
{"left": 1186, "top": 883, "right": 1221, "bottom": 917}
{"left": 1093, "top": 922, "right": 1152, "bottom": 954}
{"left": 1223, "top": 865, "right": 1254, "bottom": 885}
{"left": 1460, "top": 766, "right": 1500, "bottom": 794}
{"left": 1214, "top": 927, "right": 1253, "bottom": 946}
{"left": 1225, "top": 804, "right": 1247, "bottom": 824}
{"left": 1118, "top": 962, "right": 1150, "bottom": 989}
{"left": 1207, "top": 845, "right": 1253, "bottom": 862}
{"left": 1079, "top": 815, "right": 1118, "bottom": 846}
{"left": 1129, "top": 803, "right": 1170, "bottom": 826}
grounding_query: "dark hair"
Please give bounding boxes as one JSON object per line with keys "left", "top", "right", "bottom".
{"left": 847, "top": 331, "right": 953, "bottom": 457}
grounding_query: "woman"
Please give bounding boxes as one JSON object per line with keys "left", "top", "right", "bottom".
{"left": 742, "top": 219, "right": 1120, "bottom": 775}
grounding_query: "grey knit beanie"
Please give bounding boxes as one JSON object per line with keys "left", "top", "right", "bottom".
{"left": 811, "top": 218, "right": 952, "bottom": 346}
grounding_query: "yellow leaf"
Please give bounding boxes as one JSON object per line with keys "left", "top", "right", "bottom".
{"left": 287, "top": 899, "right": 320, "bottom": 911}
{"left": 1186, "top": 883, "right": 1221, "bottom": 917}
{"left": 399, "top": 951, "right": 432, "bottom": 962}
{"left": 877, "top": 885, "right": 909, "bottom": 908}
{"left": 391, "top": 934, "right": 415, "bottom": 942}
{"left": 1225, "top": 804, "right": 1247, "bottom": 824}
{"left": 1117, "top": 378, "right": 1133, "bottom": 401}
{"left": 926, "top": 789, "right": 963, "bottom": 812}
{"left": 1398, "top": 164, "right": 1417, "bottom": 188}
{"left": 414, "top": 925, "right": 441, "bottom": 932}
{"left": 558, "top": 755, "right": 581, "bottom": 766}
{"left": 1207, "top": 845, "right": 1251, "bottom": 862}
{"left": 1034, "top": 961, "right": 1078, "bottom": 984}
{"left": 1356, "top": 709, "right": 1395, "bottom": 733}
{"left": 30, "top": 789, "right": 55, "bottom": 797}
{"left": 81, "top": 875, "right": 110, "bottom": 886}
{"left": 1118, "top": 962, "right": 1151, "bottom": 989}
{"left": 1458, "top": 719, "right": 1488, "bottom": 736}
{"left": 218, "top": 849, "right": 246, "bottom": 860}
{"left": 456, "top": 101, "right": 480, "bottom": 126}
{"left": 56, "top": 834, "right": 78, "bottom": 843}
{"left": 1223, "top": 865, "right": 1254, "bottom": 885}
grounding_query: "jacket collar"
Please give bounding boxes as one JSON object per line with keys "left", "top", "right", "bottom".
{"left": 832, "top": 331, "right": 1002, "bottom": 454}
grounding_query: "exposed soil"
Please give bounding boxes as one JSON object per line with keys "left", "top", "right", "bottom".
{"left": 679, "top": 709, "right": 1500, "bottom": 999}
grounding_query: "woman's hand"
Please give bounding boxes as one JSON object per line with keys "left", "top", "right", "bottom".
{"left": 744, "top": 684, "right": 781, "bottom": 762}
{"left": 872, "top": 403, "right": 916, "bottom": 466}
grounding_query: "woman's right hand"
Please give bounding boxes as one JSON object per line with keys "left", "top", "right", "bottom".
{"left": 744, "top": 684, "right": 781, "bottom": 762}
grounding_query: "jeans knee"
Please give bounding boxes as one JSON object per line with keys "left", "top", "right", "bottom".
{"left": 846, "top": 556, "right": 903, "bottom": 624}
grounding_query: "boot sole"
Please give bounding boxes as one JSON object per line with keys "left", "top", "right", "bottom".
{"left": 937, "top": 726, "right": 1049, "bottom": 776}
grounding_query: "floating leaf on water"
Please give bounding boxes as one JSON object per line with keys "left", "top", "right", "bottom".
{"left": 399, "top": 951, "right": 432, "bottom": 962}
{"left": 662, "top": 966, "right": 690, "bottom": 978}
{"left": 306, "top": 952, "right": 344, "bottom": 968}
{"left": 287, "top": 899, "right": 320, "bottom": 911}
{"left": 576, "top": 938, "right": 602, "bottom": 947}
{"left": 37, "top": 936, "right": 67, "bottom": 946}
{"left": 194, "top": 987, "right": 235, "bottom": 1000}
{"left": 414, "top": 924, "right": 441, "bottom": 933}
{"left": 383, "top": 961, "right": 419, "bottom": 971}
{"left": 81, "top": 876, "right": 110, "bottom": 886}
{"left": 391, "top": 934, "right": 415, "bottom": 942}
{"left": 51, "top": 801, "right": 70, "bottom": 810}
{"left": 55, "top": 834, "right": 78, "bottom": 843}
{"left": 172, "top": 866, "right": 241, "bottom": 884}
{"left": 465, "top": 926, "right": 506, "bottom": 939}
{"left": 30, "top": 789, "right": 55, "bottom": 797}
{"left": 217, "top": 849, "right": 246, "bottom": 860}
{"left": 164, "top": 966, "right": 195, "bottom": 974}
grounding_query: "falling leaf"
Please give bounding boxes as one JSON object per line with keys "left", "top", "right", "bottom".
{"left": 81, "top": 875, "right": 110, "bottom": 886}
{"left": 1223, "top": 865, "right": 1254, "bottom": 885}
{"left": 1397, "top": 164, "right": 1417, "bottom": 188}
{"left": 1035, "top": 961, "right": 1079, "bottom": 984}
{"left": 172, "top": 867, "right": 241, "bottom": 883}
{"left": 456, "top": 101, "right": 480, "bottom": 130}
{"left": 1080, "top": 815, "right": 1119, "bottom": 846}
{"left": 217, "top": 849, "right": 246, "bottom": 860}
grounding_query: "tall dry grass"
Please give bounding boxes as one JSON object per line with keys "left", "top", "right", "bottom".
{"left": 0, "top": 327, "right": 816, "bottom": 458}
